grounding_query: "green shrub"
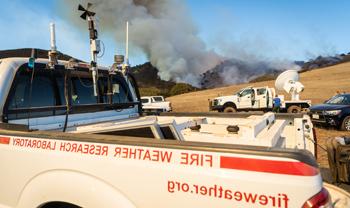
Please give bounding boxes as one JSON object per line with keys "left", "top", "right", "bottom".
{"left": 169, "top": 83, "right": 195, "bottom": 96}
{"left": 139, "top": 87, "right": 161, "bottom": 96}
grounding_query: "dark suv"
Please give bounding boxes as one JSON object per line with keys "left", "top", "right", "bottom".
{"left": 309, "top": 94, "right": 350, "bottom": 131}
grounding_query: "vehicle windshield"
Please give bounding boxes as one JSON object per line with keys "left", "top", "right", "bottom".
{"left": 141, "top": 98, "right": 149, "bottom": 104}
{"left": 153, "top": 96, "right": 164, "bottom": 102}
{"left": 235, "top": 89, "right": 244, "bottom": 95}
{"left": 325, "top": 94, "right": 350, "bottom": 105}
{"left": 235, "top": 88, "right": 254, "bottom": 97}
{"left": 235, "top": 88, "right": 252, "bottom": 96}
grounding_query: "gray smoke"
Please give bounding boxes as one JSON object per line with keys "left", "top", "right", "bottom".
{"left": 59, "top": 0, "right": 221, "bottom": 86}
{"left": 200, "top": 58, "right": 301, "bottom": 89}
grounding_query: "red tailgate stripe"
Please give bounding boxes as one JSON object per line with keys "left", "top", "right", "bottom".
{"left": 0, "top": 136, "right": 10, "bottom": 145}
{"left": 220, "top": 156, "right": 318, "bottom": 176}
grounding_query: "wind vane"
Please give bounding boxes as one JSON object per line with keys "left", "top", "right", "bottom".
{"left": 78, "top": 3, "right": 100, "bottom": 97}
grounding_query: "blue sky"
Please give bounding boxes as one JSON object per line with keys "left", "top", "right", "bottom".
{"left": 188, "top": 0, "right": 350, "bottom": 60}
{"left": 1, "top": 0, "right": 350, "bottom": 65}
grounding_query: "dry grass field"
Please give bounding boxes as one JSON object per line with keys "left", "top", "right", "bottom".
{"left": 168, "top": 62, "right": 350, "bottom": 112}
{"left": 167, "top": 62, "right": 350, "bottom": 169}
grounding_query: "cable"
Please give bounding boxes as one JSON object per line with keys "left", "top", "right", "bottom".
{"left": 76, "top": 74, "right": 93, "bottom": 88}
{"left": 97, "top": 40, "right": 105, "bottom": 58}
{"left": 63, "top": 70, "right": 70, "bottom": 132}
{"left": 27, "top": 63, "right": 36, "bottom": 129}
{"left": 305, "top": 135, "right": 328, "bottom": 152}
{"left": 127, "top": 73, "right": 142, "bottom": 115}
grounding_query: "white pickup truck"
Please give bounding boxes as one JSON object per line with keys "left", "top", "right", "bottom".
{"left": 141, "top": 96, "right": 172, "bottom": 113}
{"left": 210, "top": 86, "right": 311, "bottom": 113}
{"left": 0, "top": 57, "right": 347, "bottom": 208}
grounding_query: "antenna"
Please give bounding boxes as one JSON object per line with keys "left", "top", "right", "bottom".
{"left": 78, "top": 3, "right": 100, "bottom": 96}
{"left": 121, "top": 21, "right": 130, "bottom": 75}
{"left": 48, "top": 22, "right": 58, "bottom": 68}
{"left": 125, "top": 21, "right": 129, "bottom": 65}
{"left": 50, "top": 23, "right": 57, "bottom": 51}
{"left": 110, "top": 21, "right": 130, "bottom": 75}
{"left": 275, "top": 70, "right": 304, "bottom": 101}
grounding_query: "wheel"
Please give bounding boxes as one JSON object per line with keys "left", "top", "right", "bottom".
{"left": 341, "top": 116, "right": 350, "bottom": 131}
{"left": 223, "top": 106, "right": 236, "bottom": 113}
{"left": 301, "top": 108, "right": 310, "bottom": 113}
{"left": 287, "top": 105, "right": 301, "bottom": 113}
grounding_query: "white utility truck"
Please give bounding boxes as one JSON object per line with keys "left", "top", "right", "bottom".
{"left": 0, "top": 57, "right": 348, "bottom": 208}
{"left": 141, "top": 96, "right": 172, "bottom": 113}
{"left": 0, "top": 7, "right": 348, "bottom": 207}
{"left": 209, "top": 70, "right": 312, "bottom": 113}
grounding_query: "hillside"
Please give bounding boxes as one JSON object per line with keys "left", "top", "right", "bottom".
{"left": 200, "top": 53, "right": 350, "bottom": 89}
{"left": 167, "top": 62, "right": 350, "bottom": 112}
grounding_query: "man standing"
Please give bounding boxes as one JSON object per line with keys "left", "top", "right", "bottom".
{"left": 273, "top": 95, "right": 281, "bottom": 113}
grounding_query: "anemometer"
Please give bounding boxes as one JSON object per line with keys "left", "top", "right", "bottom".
{"left": 78, "top": 3, "right": 101, "bottom": 97}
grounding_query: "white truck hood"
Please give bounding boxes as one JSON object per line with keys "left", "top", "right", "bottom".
{"left": 214, "top": 95, "right": 238, "bottom": 100}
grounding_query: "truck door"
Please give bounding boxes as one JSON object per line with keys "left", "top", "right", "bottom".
{"left": 256, "top": 88, "right": 268, "bottom": 108}
{"left": 267, "top": 88, "right": 274, "bottom": 108}
{"left": 238, "top": 88, "right": 254, "bottom": 109}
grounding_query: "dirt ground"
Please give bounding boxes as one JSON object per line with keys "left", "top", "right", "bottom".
{"left": 316, "top": 127, "right": 350, "bottom": 191}
{"left": 316, "top": 127, "right": 350, "bottom": 168}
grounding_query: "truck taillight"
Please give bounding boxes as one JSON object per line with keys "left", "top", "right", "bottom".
{"left": 302, "top": 188, "right": 332, "bottom": 208}
{"left": 312, "top": 127, "right": 318, "bottom": 159}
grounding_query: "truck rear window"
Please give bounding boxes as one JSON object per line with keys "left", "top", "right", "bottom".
{"left": 71, "top": 76, "right": 98, "bottom": 105}
{"left": 3, "top": 63, "right": 137, "bottom": 121}
{"left": 7, "top": 69, "right": 56, "bottom": 109}
{"left": 111, "top": 75, "right": 132, "bottom": 103}
{"left": 153, "top": 97, "right": 164, "bottom": 102}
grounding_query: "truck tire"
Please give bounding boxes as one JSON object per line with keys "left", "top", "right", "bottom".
{"left": 287, "top": 105, "right": 301, "bottom": 113}
{"left": 224, "top": 106, "right": 236, "bottom": 113}
{"left": 41, "top": 202, "right": 81, "bottom": 208}
{"left": 341, "top": 116, "right": 350, "bottom": 131}
{"left": 301, "top": 108, "right": 310, "bottom": 113}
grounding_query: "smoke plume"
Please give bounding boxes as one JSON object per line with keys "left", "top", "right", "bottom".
{"left": 59, "top": 0, "right": 221, "bottom": 86}
{"left": 200, "top": 56, "right": 302, "bottom": 89}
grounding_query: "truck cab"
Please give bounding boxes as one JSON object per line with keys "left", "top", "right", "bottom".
{"left": 141, "top": 96, "right": 172, "bottom": 113}
{"left": 0, "top": 58, "right": 140, "bottom": 131}
{"left": 210, "top": 86, "right": 275, "bottom": 112}
{"left": 210, "top": 86, "right": 311, "bottom": 113}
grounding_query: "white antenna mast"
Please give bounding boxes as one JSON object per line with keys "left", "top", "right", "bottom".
{"left": 48, "top": 22, "right": 58, "bottom": 68}
{"left": 111, "top": 21, "right": 129, "bottom": 74}
{"left": 50, "top": 23, "right": 57, "bottom": 51}
{"left": 125, "top": 21, "right": 129, "bottom": 66}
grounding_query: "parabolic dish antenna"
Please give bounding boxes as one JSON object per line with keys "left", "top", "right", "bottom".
{"left": 275, "top": 70, "right": 299, "bottom": 90}
{"left": 275, "top": 70, "right": 304, "bottom": 101}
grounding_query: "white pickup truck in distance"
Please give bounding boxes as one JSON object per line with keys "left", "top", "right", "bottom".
{"left": 141, "top": 96, "right": 172, "bottom": 113}
{"left": 210, "top": 86, "right": 311, "bottom": 113}
{"left": 0, "top": 57, "right": 346, "bottom": 208}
